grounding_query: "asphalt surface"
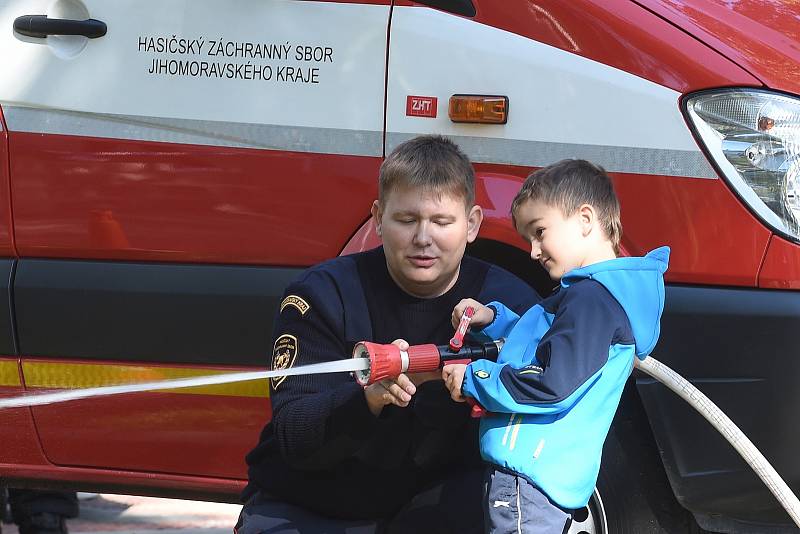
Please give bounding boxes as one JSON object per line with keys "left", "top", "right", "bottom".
{"left": 2, "top": 493, "right": 240, "bottom": 534}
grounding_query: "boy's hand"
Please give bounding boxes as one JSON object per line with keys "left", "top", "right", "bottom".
{"left": 442, "top": 364, "right": 467, "bottom": 403}
{"left": 364, "top": 338, "right": 417, "bottom": 416}
{"left": 452, "top": 298, "right": 493, "bottom": 330}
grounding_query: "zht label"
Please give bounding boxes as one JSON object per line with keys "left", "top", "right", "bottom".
{"left": 406, "top": 96, "right": 438, "bottom": 118}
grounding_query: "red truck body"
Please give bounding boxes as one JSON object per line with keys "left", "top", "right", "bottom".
{"left": 0, "top": 1, "right": 799, "bottom": 531}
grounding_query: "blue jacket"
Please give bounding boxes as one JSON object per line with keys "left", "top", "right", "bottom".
{"left": 462, "top": 247, "right": 670, "bottom": 509}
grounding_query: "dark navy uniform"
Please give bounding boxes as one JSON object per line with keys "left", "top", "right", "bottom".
{"left": 240, "top": 247, "right": 538, "bottom": 533}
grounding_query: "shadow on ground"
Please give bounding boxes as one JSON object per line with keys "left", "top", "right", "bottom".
{"left": 2, "top": 493, "right": 240, "bottom": 534}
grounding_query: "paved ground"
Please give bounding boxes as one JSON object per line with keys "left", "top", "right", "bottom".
{"left": 2, "top": 493, "right": 240, "bottom": 534}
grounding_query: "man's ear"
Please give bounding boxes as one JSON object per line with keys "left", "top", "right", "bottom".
{"left": 578, "top": 204, "right": 595, "bottom": 237}
{"left": 370, "top": 200, "right": 382, "bottom": 236}
{"left": 466, "top": 205, "right": 484, "bottom": 243}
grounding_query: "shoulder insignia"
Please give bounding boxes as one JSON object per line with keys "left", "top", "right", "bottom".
{"left": 474, "top": 370, "right": 490, "bottom": 379}
{"left": 271, "top": 334, "right": 298, "bottom": 389}
{"left": 280, "top": 295, "right": 310, "bottom": 316}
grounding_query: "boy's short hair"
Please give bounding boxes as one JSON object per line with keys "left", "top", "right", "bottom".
{"left": 379, "top": 135, "right": 475, "bottom": 208}
{"left": 512, "top": 159, "right": 622, "bottom": 253}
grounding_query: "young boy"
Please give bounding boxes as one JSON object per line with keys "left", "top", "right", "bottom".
{"left": 443, "top": 159, "right": 669, "bottom": 533}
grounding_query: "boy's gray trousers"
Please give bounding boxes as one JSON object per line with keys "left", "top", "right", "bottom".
{"left": 485, "top": 469, "right": 572, "bottom": 534}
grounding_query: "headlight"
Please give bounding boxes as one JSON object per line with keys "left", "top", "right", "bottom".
{"left": 684, "top": 89, "right": 800, "bottom": 242}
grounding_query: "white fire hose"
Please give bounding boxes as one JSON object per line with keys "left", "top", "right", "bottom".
{"left": 636, "top": 355, "right": 800, "bottom": 528}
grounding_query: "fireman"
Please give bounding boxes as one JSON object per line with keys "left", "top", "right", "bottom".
{"left": 237, "top": 136, "right": 540, "bottom": 533}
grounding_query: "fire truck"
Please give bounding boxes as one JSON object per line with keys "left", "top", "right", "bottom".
{"left": 0, "top": 1, "right": 798, "bottom": 532}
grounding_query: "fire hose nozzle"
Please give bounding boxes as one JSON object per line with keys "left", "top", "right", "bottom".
{"left": 352, "top": 341, "right": 403, "bottom": 386}
{"left": 351, "top": 339, "right": 504, "bottom": 386}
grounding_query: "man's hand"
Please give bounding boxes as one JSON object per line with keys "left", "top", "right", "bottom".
{"left": 364, "top": 338, "right": 417, "bottom": 416}
{"left": 442, "top": 363, "right": 467, "bottom": 403}
{"left": 452, "top": 298, "right": 493, "bottom": 330}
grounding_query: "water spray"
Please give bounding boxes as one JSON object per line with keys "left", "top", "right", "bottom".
{"left": 0, "top": 359, "right": 367, "bottom": 409}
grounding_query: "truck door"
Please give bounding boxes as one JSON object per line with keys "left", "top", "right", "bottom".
{"left": 0, "top": 0, "right": 388, "bottom": 485}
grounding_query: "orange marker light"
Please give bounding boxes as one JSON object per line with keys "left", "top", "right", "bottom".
{"left": 758, "top": 116, "right": 775, "bottom": 131}
{"left": 449, "top": 95, "right": 508, "bottom": 124}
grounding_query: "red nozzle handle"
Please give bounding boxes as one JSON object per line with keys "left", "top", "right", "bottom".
{"left": 449, "top": 306, "right": 475, "bottom": 352}
{"left": 467, "top": 398, "right": 487, "bottom": 418}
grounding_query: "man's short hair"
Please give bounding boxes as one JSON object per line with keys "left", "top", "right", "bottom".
{"left": 512, "top": 159, "right": 622, "bottom": 253}
{"left": 379, "top": 135, "right": 475, "bottom": 208}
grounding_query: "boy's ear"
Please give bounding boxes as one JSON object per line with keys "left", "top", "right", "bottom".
{"left": 370, "top": 200, "right": 382, "bottom": 236}
{"left": 466, "top": 205, "right": 484, "bottom": 243}
{"left": 578, "top": 204, "right": 595, "bottom": 236}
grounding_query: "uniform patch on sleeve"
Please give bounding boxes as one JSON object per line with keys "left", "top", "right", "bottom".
{"left": 271, "top": 334, "right": 298, "bottom": 389}
{"left": 474, "top": 370, "right": 490, "bottom": 379}
{"left": 280, "top": 295, "right": 310, "bottom": 316}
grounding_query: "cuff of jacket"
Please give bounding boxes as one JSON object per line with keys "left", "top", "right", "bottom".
{"left": 480, "top": 302, "right": 508, "bottom": 340}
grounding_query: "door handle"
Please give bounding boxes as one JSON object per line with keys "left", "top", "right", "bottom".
{"left": 14, "top": 15, "right": 106, "bottom": 39}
